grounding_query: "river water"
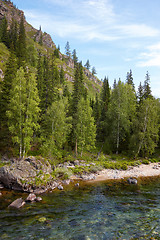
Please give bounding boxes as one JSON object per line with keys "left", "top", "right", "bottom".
{"left": 0, "top": 177, "right": 160, "bottom": 240}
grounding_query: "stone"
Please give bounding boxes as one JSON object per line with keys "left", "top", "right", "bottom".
{"left": 0, "top": 183, "right": 4, "bottom": 189}
{"left": 0, "top": 192, "right": 2, "bottom": 196}
{"left": 127, "top": 177, "right": 138, "bottom": 185}
{"left": 75, "top": 183, "right": 79, "bottom": 187}
{"left": 58, "top": 185, "right": 63, "bottom": 190}
{"left": 62, "top": 179, "right": 70, "bottom": 185}
{"left": 36, "top": 197, "right": 42, "bottom": 202}
{"left": 0, "top": 156, "right": 53, "bottom": 192}
{"left": 74, "top": 160, "right": 80, "bottom": 166}
{"left": 26, "top": 193, "right": 37, "bottom": 202}
{"left": 9, "top": 198, "right": 25, "bottom": 208}
{"left": 80, "top": 174, "right": 96, "bottom": 181}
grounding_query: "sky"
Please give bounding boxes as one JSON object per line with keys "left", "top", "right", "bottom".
{"left": 12, "top": 0, "right": 160, "bottom": 97}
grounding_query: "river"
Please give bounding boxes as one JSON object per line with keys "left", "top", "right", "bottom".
{"left": 0, "top": 177, "right": 160, "bottom": 239}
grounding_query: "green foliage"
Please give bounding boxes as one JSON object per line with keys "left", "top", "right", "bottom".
{"left": 54, "top": 167, "right": 72, "bottom": 180}
{"left": 7, "top": 67, "right": 40, "bottom": 158}
{"left": 75, "top": 98, "right": 96, "bottom": 156}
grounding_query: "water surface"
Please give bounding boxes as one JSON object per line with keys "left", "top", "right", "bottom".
{"left": 0, "top": 177, "right": 160, "bottom": 239}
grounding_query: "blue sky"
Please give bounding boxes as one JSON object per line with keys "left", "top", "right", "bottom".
{"left": 13, "top": 0, "right": 160, "bottom": 97}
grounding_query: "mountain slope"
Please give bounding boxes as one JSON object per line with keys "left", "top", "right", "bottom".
{"left": 0, "top": 0, "right": 102, "bottom": 97}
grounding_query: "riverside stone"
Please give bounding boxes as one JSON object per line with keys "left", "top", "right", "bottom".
{"left": 9, "top": 198, "right": 25, "bottom": 208}
{"left": 127, "top": 177, "right": 138, "bottom": 185}
{"left": 0, "top": 156, "right": 53, "bottom": 192}
{"left": 26, "top": 193, "right": 37, "bottom": 202}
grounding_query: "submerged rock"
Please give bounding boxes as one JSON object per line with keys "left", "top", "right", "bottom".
{"left": 0, "top": 192, "right": 2, "bottom": 196}
{"left": 9, "top": 198, "right": 25, "bottom": 208}
{"left": 127, "top": 177, "right": 138, "bottom": 185}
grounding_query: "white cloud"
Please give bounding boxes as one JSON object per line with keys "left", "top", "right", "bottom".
{"left": 137, "top": 42, "right": 160, "bottom": 67}
{"left": 23, "top": 0, "right": 160, "bottom": 43}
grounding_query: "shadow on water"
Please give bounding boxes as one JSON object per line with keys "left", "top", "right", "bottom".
{"left": 0, "top": 176, "right": 160, "bottom": 239}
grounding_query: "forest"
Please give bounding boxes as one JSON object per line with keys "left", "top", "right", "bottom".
{"left": 0, "top": 8, "right": 160, "bottom": 164}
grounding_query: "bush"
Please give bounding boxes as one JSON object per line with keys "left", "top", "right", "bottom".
{"left": 89, "top": 165, "right": 103, "bottom": 173}
{"left": 142, "top": 159, "right": 150, "bottom": 165}
{"left": 54, "top": 167, "right": 72, "bottom": 180}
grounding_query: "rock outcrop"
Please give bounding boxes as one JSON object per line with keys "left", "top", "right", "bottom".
{"left": 0, "top": 156, "right": 53, "bottom": 192}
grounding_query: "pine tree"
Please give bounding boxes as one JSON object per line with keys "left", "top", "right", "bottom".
{"left": 126, "top": 69, "right": 135, "bottom": 90}
{"left": 84, "top": 59, "right": 90, "bottom": 70}
{"left": 137, "top": 82, "right": 143, "bottom": 104}
{"left": 17, "top": 14, "right": 26, "bottom": 66}
{"left": 65, "top": 41, "right": 71, "bottom": 58}
{"left": 72, "top": 49, "right": 78, "bottom": 68}
{"left": 143, "top": 71, "right": 152, "bottom": 99}
{"left": 92, "top": 66, "right": 97, "bottom": 75}
{"left": 60, "top": 66, "right": 65, "bottom": 85}
{"left": 7, "top": 67, "right": 40, "bottom": 158}
{"left": 0, "top": 16, "right": 9, "bottom": 47}
{"left": 9, "top": 18, "right": 18, "bottom": 52}
{"left": 0, "top": 52, "right": 17, "bottom": 148}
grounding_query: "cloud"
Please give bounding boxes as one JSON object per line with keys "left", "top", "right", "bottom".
{"left": 137, "top": 42, "right": 160, "bottom": 67}
{"left": 23, "top": 0, "right": 160, "bottom": 43}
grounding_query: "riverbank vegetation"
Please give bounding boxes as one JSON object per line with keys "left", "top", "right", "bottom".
{"left": 0, "top": 6, "right": 160, "bottom": 169}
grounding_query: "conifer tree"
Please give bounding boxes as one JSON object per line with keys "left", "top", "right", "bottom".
{"left": 143, "top": 71, "right": 152, "bottom": 99}
{"left": 72, "top": 49, "right": 78, "bottom": 67}
{"left": 126, "top": 69, "right": 135, "bottom": 90}
{"left": 17, "top": 14, "right": 26, "bottom": 66}
{"left": 0, "top": 52, "right": 18, "bottom": 148}
{"left": 84, "top": 59, "right": 90, "bottom": 70}
{"left": 137, "top": 82, "right": 143, "bottom": 104}
{"left": 65, "top": 41, "right": 71, "bottom": 58}
{"left": 0, "top": 16, "right": 9, "bottom": 47}
{"left": 60, "top": 66, "right": 65, "bottom": 85}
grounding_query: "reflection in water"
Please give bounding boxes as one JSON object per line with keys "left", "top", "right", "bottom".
{"left": 0, "top": 177, "right": 160, "bottom": 239}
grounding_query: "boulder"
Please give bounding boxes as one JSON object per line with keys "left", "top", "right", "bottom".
{"left": 36, "top": 197, "right": 42, "bottom": 202}
{"left": 0, "top": 192, "right": 2, "bottom": 196}
{"left": 0, "top": 183, "right": 4, "bottom": 189}
{"left": 0, "top": 156, "right": 53, "bottom": 192}
{"left": 26, "top": 193, "right": 37, "bottom": 202}
{"left": 58, "top": 185, "right": 63, "bottom": 190}
{"left": 127, "top": 177, "right": 138, "bottom": 185}
{"left": 9, "top": 198, "right": 25, "bottom": 208}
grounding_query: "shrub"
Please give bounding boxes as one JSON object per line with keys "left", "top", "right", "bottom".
{"left": 142, "top": 159, "right": 150, "bottom": 165}
{"left": 54, "top": 167, "right": 72, "bottom": 180}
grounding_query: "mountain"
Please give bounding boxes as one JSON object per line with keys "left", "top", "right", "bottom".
{"left": 0, "top": 0, "right": 102, "bottom": 97}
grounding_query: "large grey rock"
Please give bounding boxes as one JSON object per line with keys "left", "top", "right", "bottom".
{"left": 0, "top": 156, "right": 53, "bottom": 192}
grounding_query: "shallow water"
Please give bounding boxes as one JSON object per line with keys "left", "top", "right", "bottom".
{"left": 0, "top": 178, "right": 160, "bottom": 240}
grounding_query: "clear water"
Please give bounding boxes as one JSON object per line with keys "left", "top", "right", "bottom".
{"left": 0, "top": 177, "right": 160, "bottom": 240}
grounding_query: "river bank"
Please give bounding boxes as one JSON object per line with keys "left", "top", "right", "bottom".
{"left": 81, "top": 162, "right": 160, "bottom": 182}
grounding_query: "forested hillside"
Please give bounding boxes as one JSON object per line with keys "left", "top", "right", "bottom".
{"left": 0, "top": 0, "right": 160, "bottom": 161}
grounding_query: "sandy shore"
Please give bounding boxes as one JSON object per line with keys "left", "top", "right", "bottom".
{"left": 91, "top": 162, "right": 160, "bottom": 182}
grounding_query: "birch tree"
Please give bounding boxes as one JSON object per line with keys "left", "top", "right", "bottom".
{"left": 7, "top": 67, "right": 40, "bottom": 158}
{"left": 130, "top": 98, "right": 160, "bottom": 158}
{"left": 75, "top": 98, "right": 96, "bottom": 156}
{"left": 106, "top": 80, "right": 136, "bottom": 154}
